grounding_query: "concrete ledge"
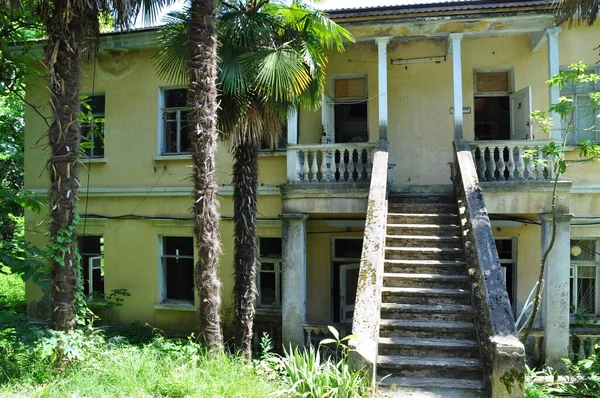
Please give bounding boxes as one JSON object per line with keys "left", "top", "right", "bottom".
{"left": 348, "top": 141, "right": 389, "bottom": 385}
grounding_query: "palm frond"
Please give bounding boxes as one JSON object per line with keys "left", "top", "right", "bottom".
{"left": 152, "top": 10, "right": 188, "bottom": 84}
{"left": 555, "top": 0, "right": 600, "bottom": 26}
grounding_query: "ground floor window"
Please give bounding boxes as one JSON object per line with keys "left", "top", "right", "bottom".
{"left": 495, "top": 238, "right": 517, "bottom": 315}
{"left": 78, "top": 236, "right": 104, "bottom": 296}
{"left": 160, "top": 236, "right": 194, "bottom": 302}
{"left": 257, "top": 237, "right": 282, "bottom": 309}
{"left": 332, "top": 237, "right": 363, "bottom": 323}
{"left": 570, "top": 239, "right": 599, "bottom": 316}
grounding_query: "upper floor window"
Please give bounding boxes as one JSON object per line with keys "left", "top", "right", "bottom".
{"left": 570, "top": 239, "right": 599, "bottom": 317}
{"left": 333, "top": 77, "right": 368, "bottom": 143}
{"left": 78, "top": 235, "right": 104, "bottom": 296}
{"left": 257, "top": 237, "right": 282, "bottom": 309}
{"left": 160, "top": 236, "right": 195, "bottom": 303}
{"left": 160, "top": 88, "right": 192, "bottom": 155}
{"left": 560, "top": 68, "right": 599, "bottom": 145}
{"left": 80, "top": 95, "right": 105, "bottom": 158}
{"left": 260, "top": 124, "right": 287, "bottom": 152}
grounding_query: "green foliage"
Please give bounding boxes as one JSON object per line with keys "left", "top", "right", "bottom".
{"left": 0, "top": 270, "right": 26, "bottom": 311}
{"left": 265, "top": 326, "right": 370, "bottom": 398}
{"left": 525, "top": 365, "right": 552, "bottom": 398}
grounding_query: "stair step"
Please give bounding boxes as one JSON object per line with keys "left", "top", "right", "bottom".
{"left": 387, "top": 213, "right": 460, "bottom": 224}
{"left": 383, "top": 273, "right": 468, "bottom": 289}
{"left": 377, "top": 355, "right": 482, "bottom": 379}
{"left": 385, "top": 259, "right": 466, "bottom": 275}
{"left": 386, "top": 234, "right": 462, "bottom": 248}
{"left": 387, "top": 223, "right": 462, "bottom": 236}
{"left": 389, "top": 203, "right": 458, "bottom": 215}
{"left": 388, "top": 195, "right": 456, "bottom": 205}
{"left": 385, "top": 246, "right": 464, "bottom": 261}
{"left": 378, "top": 376, "right": 485, "bottom": 395}
{"left": 379, "top": 319, "right": 476, "bottom": 339}
{"left": 378, "top": 336, "right": 479, "bottom": 357}
{"left": 380, "top": 302, "right": 472, "bottom": 314}
{"left": 382, "top": 287, "right": 470, "bottom": 305}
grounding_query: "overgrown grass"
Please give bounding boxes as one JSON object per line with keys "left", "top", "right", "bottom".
{"left": 0, "top": 270, "right": 26, "bottom": 311}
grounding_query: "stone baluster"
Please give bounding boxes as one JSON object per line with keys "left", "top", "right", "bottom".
{"left": 355, "top": 149, "right": 364, "bottom": 182}
{"left": 348, "top": 149, "right": 356, "bottom": 182}
{"left": 339, "top": 149, "right": 347, "bottom": 182}
{"left": 524, "top": 147, "right": 535, "bottom": 181}
{"left": 568, "top": 335, "right": 575, "bottom": 361}
{"left": 578, "top": 335, "right": 586, "bottom": 359}
{"left": 496, "top": 146, "right": 506, "bottom": 181}
{"left": 477, "top": 146, "right": 487, "bottom": 182}
{"left": 319, "top": 150, "right": 328, "bottom": 183}
{"left": 327, "top": 150, "right": 335, "bottom": 183}
{"left": 310, "top": 150, "right": 319, "bottom": 182}
{"left": 364, "top": 149, "right": 372, "bottom": 182}
{"left": 515, "top": 146, "right": 526, "bottom": 180}
{"left": 536, "top": 149, "right": 546, "bottom": 180}
{"left": 486, "top": 146, "right": 497, "bottom": 181}
{"left": 506, "top": 145, "right": 516, "bottom": 180}
{"left": 533, "top": 335, "right": 542, "bottom": 364}
{"left": 590, "top": 337, "right": 597, "bottom": 356}
{"left": 548, "top": 155, "right": 555, "bottom": 180}
{"left": 470, "top": 146, "right": 476, "bottom": 165}
{"left": 293, "top": 150, "right": 301, "bottom": 183}
{"left": 302, "top": 150, "right": 310, "bottom": 182}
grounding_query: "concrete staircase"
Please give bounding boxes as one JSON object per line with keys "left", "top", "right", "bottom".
{"left": 377, "top": 194, "right": 486, "bottom": 398}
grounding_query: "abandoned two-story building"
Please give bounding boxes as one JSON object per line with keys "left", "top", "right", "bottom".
{"left": 22, "top": 0, "right": 600, "bottom": 396}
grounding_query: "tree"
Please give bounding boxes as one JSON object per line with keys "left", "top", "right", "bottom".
{"left": 556, "top": 0, "right": 599, "bottom": 26}
{"left": 2, "top": 0, "right": 173, "bottom": 331}
{"left": 187, "top": 0, "right": 224, "bottom": 351}
{"left": 155, "top": 0, "right": 352, "bottom": 357}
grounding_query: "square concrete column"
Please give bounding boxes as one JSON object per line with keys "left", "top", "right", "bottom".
{"left": 375, "top": 37, "right": 390, "bottom": 142}
{"left": 540, "top": 213, "right": 572, "bottom": 368}
{"left": 545, "top": 27, "right": 562, "bottom": 140}
{"left": 448, "top": 33, "right": 464, "bottom": 139}
{"left": 281, "top": 213, "right": 308, "bottom": 346}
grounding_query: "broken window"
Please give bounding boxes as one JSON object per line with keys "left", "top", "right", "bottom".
{"left": 78, "top": 235, "right": 104, "bottom": 296}
{"left": 80, "top": 95, "right": 105, "bottom": 158}
{"left": 161, "top": 236, "right": 194, "bottom": 302}
{"left": 257, "top": 237, "right": 282, "bottom": 308}
{"left": 161, "top": 88, "right": 192, "bottom": 155}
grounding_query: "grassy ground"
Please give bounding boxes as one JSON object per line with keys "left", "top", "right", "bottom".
{"left": 0, "top": 271, "right": 279, "bottom": 398}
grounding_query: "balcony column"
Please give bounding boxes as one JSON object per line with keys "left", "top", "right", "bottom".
{"left": 540, "top": 212, "right": 572, "bottom": 368}
{"left": 376, "top": 37, "right": 390, "bottom": 142}
{"left": 448, "top": 33, "right": 464, "bottom": 140}
{"left": 546, "top": 27, "right": 562, "bottom": 140}
{"left": 281, "top": 213, "right": 308, "bottom": 346}
{"left": 286, "top": 109, "right": 299, "bottom": 183}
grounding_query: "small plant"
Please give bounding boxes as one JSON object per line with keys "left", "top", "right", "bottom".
{"left": 572, "top": 306, "right": 600, "bottom": 325}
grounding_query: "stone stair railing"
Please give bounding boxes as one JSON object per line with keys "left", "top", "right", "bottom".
{"left": 524, "top": 329, "right": 600, "bottom": 366}
{"left": 467, "top": 140, "right": 553, "bottom": 182}
{"left": 348, "top": 140, "right": 389, "bottom": 385}
{"left": 453, "top": 139, "right": 525, "bottom": 397}
{"left": 286, "top": 142, "right": 377, "bottom": 184}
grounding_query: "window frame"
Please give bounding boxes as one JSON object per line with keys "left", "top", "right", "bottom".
{"left": 158, "top": 235, "right": 195, "bottom": 304}
{"left": 158, "top": 87, "right": 191, "bottom": 156}
{"left": 80, "top": 93, "right": 106, "bottom": 159}
{"left": 256, "top": 237, "right": 283, "bottom": 310}
{"left": 494, "top": 237, "right": 517, "bottom": 316}
{"left": 559, "top": 67, "right": 600, "bottom": 145}
{"left": 473, "top": 68, "right": 514, "bottom": 97}
{"left": 570, "top": 238, "right": 600, "bottom": 317}
{"left": 331, "top": 237, "right": 364, "bottom": 322}
{"left": 78, "top": 235, "right": 104, "bottom": 296}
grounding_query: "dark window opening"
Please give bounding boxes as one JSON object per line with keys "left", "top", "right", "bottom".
{"left": 162, "top": 237, "right": 194, "bottom": 302}
{"left": 334, "top": 103, "right": 368, "bottom": 143}
{"left": 258, "top": 237, "right": 282, "bottom": 308}
{"left": 162, "top": 89, "right": 192, "bottom": 155}
{"left": 78, "top": 236, "right": 104, "bottom": 296}
{"left": 474, "top": 97, "right": 510, "bottom": 141}
{"left": 81, "top": 95, "right": 105, "bottom": 158}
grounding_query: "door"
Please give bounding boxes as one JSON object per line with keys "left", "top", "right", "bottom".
{"left": 321, "top": 94, "right": 335, "bottom": 144}
{"left": 339, "top": 263, "right": 360, "bottom": 323}
{"left": 510, "top": 86, "right": 533, "bottom": 140}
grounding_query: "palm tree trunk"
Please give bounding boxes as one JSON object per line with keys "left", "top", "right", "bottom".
{"left": 233, "top": 141, "right": 259, "bottom": 358}
{"left": 188, "top": 0, "right": 223, "bottom": 351}
{"left": 44, "top": 0, "right": 86, "bottom": 331}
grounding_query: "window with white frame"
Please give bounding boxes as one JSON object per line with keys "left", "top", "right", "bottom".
{"left": 80, "top": 95, "right": 105, "bottom": 158}
{"left": 78, "top": 236, "right": 104, "bottom": 296}
{"left": 570, "top": 239, "right": 599, "bottom": 315}
{"left": 560, "top": 69, "right": 599, "bottom": 145}
{"left": 160, "top": 88, "right": 192, "bottom": 155}
{"left": 257, "top": 237, "right": 282, "bottom": 308}
{"left": 332, "top": 237, "right": 363, "bottom": 323}
{"left": 160, "top": 236, "right": 194, "bottom": 302}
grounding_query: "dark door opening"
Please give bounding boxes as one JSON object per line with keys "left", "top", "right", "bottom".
{"left": 474, "top": 97, "right": 510, "bottom": 140}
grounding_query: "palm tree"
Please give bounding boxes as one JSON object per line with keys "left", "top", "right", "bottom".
{"left": 154, "top": 0, "right": 351, "bottom": 357}
{"left": 6, "top": 0, "right": 172, "bottom": 331}
{"left": 556, "top": 0, "right": 599, "bottom": 26}
{"left": 187, "top": 0, "right": 224, "bottom": 351}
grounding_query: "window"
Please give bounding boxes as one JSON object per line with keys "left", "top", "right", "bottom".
{"left": 160, "top": 88, "right": 192, "bottom": 155}
{"left": 570, "top": 239, "right": 599, "bottom": 315}
{"left": 332, "top": 237, "right": 363, "bottom": 323}
{"left": 560, "top": 70, "right": 599, "bottom": 145}
{"left": 474, "top": 70, "right": 512, "bottom": 140}
{"left": 259, "top": 124, "right": 287, "bottom": 152}
{"left": 160, "top": 237, "right": 194, "bottom": 302}
{"left": 257, "top": 238, "right": 282, "bottom": 308}
{"left": 333, "top": 77, "right": 368, "bottom": 143}
{"left": 495, "top": 238, "right": 516, "bottom": 315}
{"left": 80, "top": 95, "right": 105, "bottom": 158}
{"left": 78, "top": 236, "right": 104, "bottom": 296}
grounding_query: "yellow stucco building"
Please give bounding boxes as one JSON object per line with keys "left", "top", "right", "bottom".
{"left": 22, "top": 0, "right": 600, "bottom": 395}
